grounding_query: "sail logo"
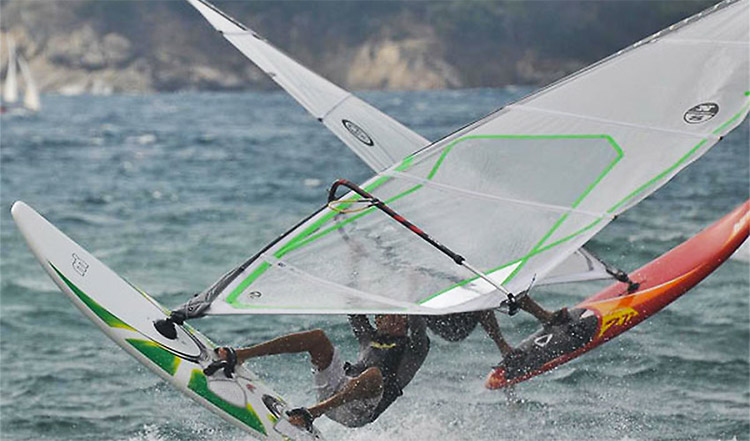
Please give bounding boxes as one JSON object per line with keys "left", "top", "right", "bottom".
{"left": 599, "top": 307, "right": 639, "bottom": 336}
{"left": 239, "top": 290, "right": 262, "bottom": 303}
{"left": 71, "top": 253, "right": 89, "bottom": 277}
{"left": 342, "top": 120, "right": 374, "bottom": 146}
{"left": 683, "top": 103, "right": 719, "bottom": 124}
{"left": 534, "top": 334, "right": 553, "bottom": 348}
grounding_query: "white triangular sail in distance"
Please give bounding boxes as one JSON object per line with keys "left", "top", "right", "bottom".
{"left": 3, "top": 37, "right": 18, "bottom": 104}
{"left": 185, "top": 0, "right": 429, "bottom": 172}
{"left": 178, "top": 0, "right": 748, "bottom": 317}
{"left": 17, "top": 54, "right": 40, "bottom": 112}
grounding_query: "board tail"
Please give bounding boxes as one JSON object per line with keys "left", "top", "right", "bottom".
{"left": 486, "top": 200, "right": 750, "bottom": 389}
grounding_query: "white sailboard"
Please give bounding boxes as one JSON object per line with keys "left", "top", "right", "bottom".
{"left": 173, "top": 0, "right": 749, "bottom": 319}
{"left": 11, "top": 201, "right": 321, "bottom": 441}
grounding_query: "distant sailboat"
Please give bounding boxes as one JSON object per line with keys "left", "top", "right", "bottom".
{"left": 2, "top": 37, "right": 18, "bottom": 107}
{"left": 2, "top": 37, "right": 41, "bottom": 114}
{"left": 17, "top": 54, "right": 40, "bottom": 112}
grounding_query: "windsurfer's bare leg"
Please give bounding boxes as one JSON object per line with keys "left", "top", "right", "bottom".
{"left": 222, "top": 329, "right": 334, "bottom": 370}
{"left": 478, "top": 310, "right": 514, "bottom": 356}
{"left": 306, "top": 367, "right": 383, "bottom": 419}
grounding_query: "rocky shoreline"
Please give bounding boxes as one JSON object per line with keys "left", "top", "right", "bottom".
{"left": 0, "top": 1, "right": 714, "bottom": 94}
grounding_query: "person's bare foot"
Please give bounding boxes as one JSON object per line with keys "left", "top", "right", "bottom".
{"left": 216, "top": 347, "right": 231, "bottom": 360}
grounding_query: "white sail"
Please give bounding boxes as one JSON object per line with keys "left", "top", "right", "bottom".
{"left": 537, "top": 248, "right": 612, "bottom": 286}
{"left": 3, "top": 37, "right": 18, "bottom": 104}
{"left": 182, "top": 0, "right": 748, "bottom": 317}
{"left": 17, "top": 54, "right": 40, "bottom": 112}
{"left": 186, "top": 0, "right": 429, "bottom": 172}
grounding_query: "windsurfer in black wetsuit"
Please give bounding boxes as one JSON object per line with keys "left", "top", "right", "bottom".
{"left": 210, "top": 314, "right": 429, "bottom": 430}
{"left": 426, "top": 295, "right": 570, "bottom": 359}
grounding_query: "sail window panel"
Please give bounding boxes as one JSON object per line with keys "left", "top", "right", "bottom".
{"left": 275, "top": 182, "right": 600, "bottom": 306}
{"left": 559, "top": 129, "right": 719, "bottom": 219}
{"left": 274, "top": 209, "right": 475, "bottom": 306}
{"left": 214, "top": 258, "right": 413, "bottom": 314}
{"left": 520, "top": 41, "right": 748, "bottom": 137}
{"left": 402, "top": 105, "right": 725, "bottom": 221}
{"left": 502, "top": 224, "right": 606, "bottom": 295}
{"left": 397, "top": 135, "right": 621, "bottom": 209}
{"left": 663, "top": 1, "right": 749, "bottom": 44}
{"left": 225, "top": 33, "right": 349, "bottom": 118}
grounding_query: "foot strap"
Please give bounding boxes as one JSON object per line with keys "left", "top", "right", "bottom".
{"left": 286, "top": 407, "right": 314, "bottom": 432}
{"left": 203, "top": 347, "right": 238, "bottom": 378}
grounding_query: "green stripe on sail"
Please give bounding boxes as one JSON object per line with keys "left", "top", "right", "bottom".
{"left": 126, "top": 339, "right": 180, "bottom": 376}
{"left": 49, "top": 262, "right": 135, "bottom": 331}
{"left": 503, "top": 135, "right": 623, "bottom": 283}
{"left": 187, "top": 370, "right": 266, "bottom": 435}
{"left": 607, "top": 138, "right": 709, "bottom": 214}
{"left": 612, "top": 94, "right": 749, "bottom": 213}
{"left": 226, "top": 157, "right": 416, "bottom": 307}
{"left": 418, "top": 218, "right": 606, "bottom": 304}
{"left": 419, "top": 135, "right": 622, "bottom": 303}
{"left": 231, "top": 99, "right": 747, "bottom": 309}
{"left": 421, "top": 93, "right": 749, "bottom": 303}
{"left": 712, "top": 99, "right": 750, "bottom": 135}
{"left": 231, "top": 134, "right": 623, "bottom": 308}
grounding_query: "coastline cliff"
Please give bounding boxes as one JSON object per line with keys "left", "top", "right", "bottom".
{"left": 0, "top": 1, "right": 715, "bottom": 94}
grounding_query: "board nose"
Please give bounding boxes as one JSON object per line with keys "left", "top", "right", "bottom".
{"left": 10, "top": 200, "right": 29, "bottom": 221}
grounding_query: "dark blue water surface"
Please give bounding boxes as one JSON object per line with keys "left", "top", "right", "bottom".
{"left": 1, "top": 90, "right": 748, "bottom": 441}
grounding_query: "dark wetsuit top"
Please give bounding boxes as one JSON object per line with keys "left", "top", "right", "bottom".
{"left": 346, "top": 315, "right": 430, "bottom": 422}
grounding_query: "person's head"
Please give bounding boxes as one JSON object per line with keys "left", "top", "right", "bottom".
{"left": 374, "top": 314, "right": 408, "bottom": 336}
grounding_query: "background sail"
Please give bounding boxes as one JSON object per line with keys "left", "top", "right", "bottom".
{"left": 17, "top": 54, "right": 40, "bottom": 112}
{"left": 3, "top": 37, "right": 18, "bottom": 104}
{"left": 186, "top": 0, "right": 428, "bottom": 172}
{"left": 188, "top": 0, "right": 748, "bottom": 316}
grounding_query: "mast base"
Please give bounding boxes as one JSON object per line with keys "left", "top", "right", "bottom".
{"left": 153, "top": 311, "right": 186, "bottom": 340}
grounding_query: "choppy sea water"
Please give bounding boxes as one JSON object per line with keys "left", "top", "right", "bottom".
{"left": 1, "top": 89, "right": 748, "bottom": 441}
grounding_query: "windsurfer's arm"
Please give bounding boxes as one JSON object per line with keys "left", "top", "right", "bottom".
{"left": 348, "top": 314, "right": 375, "bottom": 344}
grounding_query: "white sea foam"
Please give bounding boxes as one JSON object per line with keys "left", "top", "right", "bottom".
{"left": 730, "top": 239, "right": 750, "bottom": 263}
